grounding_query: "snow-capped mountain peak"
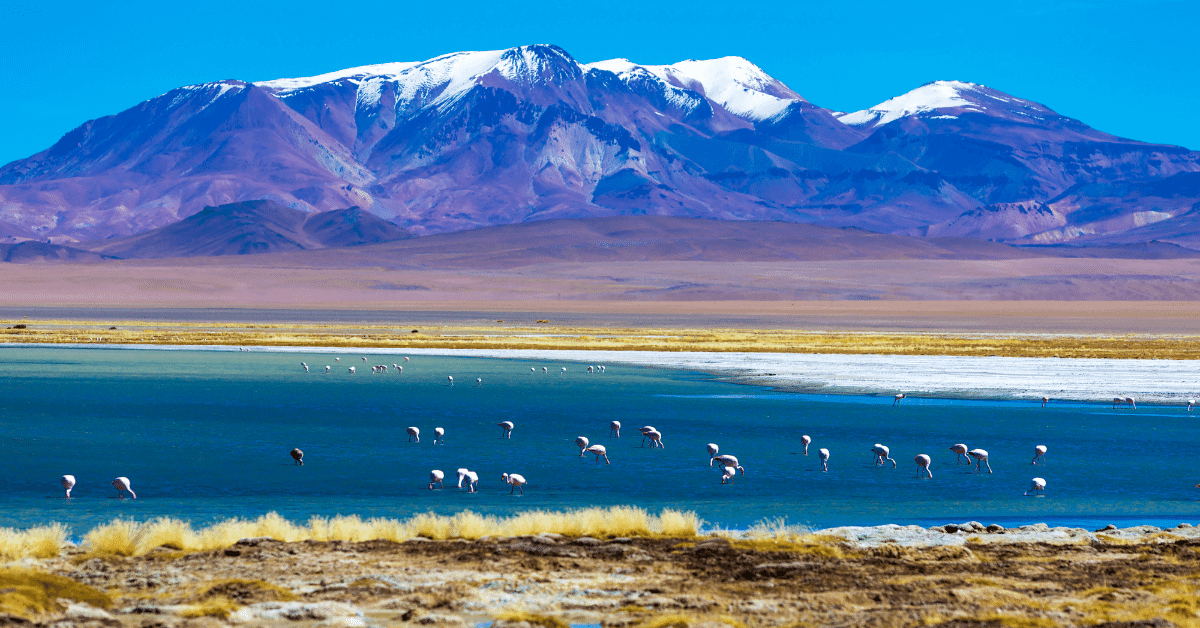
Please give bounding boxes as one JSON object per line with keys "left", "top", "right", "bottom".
{"left": 837, "top": 80, "right": 1058, "bottom": 129}
{"left": 585, "top": 56, "right": 803, "bottom": 121}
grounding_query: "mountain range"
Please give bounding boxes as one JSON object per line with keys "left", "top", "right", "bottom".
{"left": 1, "top": 44, "right": 1198, "bottom": 255}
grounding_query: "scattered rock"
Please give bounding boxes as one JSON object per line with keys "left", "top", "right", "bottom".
{"left": 572, "top": 537, "right": 601, "bottom": 546}
{"left": 986, "top": 524, "right": 1005, "bottom": 533}
{"left": 1097, "top": 524, "right": 1118, "bottom": 532}
{"left": 415, "top": 613, "right": 467, "bottom": 626}
{"left": 227, "top": 601, "right": 361, "bottom": 624}
{"left": 1178, "top": 523, "right": 1193, "bottom": 529}
{"left": 943, "top": 524, "right": 960, "bottom": 534}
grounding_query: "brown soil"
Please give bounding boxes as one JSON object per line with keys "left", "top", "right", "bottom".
{"left": 24, "top": 535, "right": 1200, "bottom": 627}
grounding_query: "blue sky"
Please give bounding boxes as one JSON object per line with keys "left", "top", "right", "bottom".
{"left": 0, "top": 0, "right": 1195, "bottom": 166}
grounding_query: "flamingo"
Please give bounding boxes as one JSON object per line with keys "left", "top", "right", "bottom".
{"left": 465, "top": 471, "right": 479, "bottom": 492}
{"left": 406, "top": 427, "right": 420, "bottom": 443}
{"left": 639, "top": 426, "right": 657, "bottom": 446}
{"left": 872, "top": 444, "right": 896, "bottom": 468}
{"left": 915, "top": 454, "right": 933, "bottom": 479}
{"left": 561, "top": 367, "right": 566, "bottom": 374}
{"left": 1041, "top": 396, "right": 1049, "bottom": 408}
{"left": 893, "top": 393, "right": 905, "bottom": 406}
{"left": 600, "top": 366, "right": 605, "bottom": 372}
{"left": 335, "top": 358, "right": 340, "bottom": 362}
{"left": 1031, "top": 445, "right": 1047, "bottom": 465}
{"left": 531, "top": 368, "right": 535, "bottom": 372}
{"left": 60, "top": 475, "right": 75, "bottom": 498}
{"left": 1189, "top": 398, "right": 1196, "bottom": 411}
{"left": 542, "top": 367, "right": 547, "bottom": 373}
{"left": 457, "top": 468, "right": 470, "bottom": 489}
{"left": 348, "top": 367, "right": 356, "bottom": 374}
{"left": 502, "top": 473, "right": 527, "bottom": 495}
{"left": 301, "top": 362, "right": 309, "bottom": 372}
{"left": 575, "top": 436, "right": 590, "bottom": 455}
{"left": 325, "top": 366, "right": 330, "bottom": 373}
{"left": 818, "top": 448, "right": 830, "bottom": 472}
{"left": 949, "top": 444, "right": 970, "bottom": 465}
{"left": 448, "top": 376, "right": 454, "bottom": 386}
{"left": 429, "top": 470, "right": 444, "bottom": 490}
{"left": 968, "top": 449, "right": 992, "bottom": 474}
{"left": 476, "top": 378, "right": 482, "bottom": 387}
{"left": 433, "top": 427, "right": 445, "bottom": 444}
{"left": 291, "top": 448, "right": 304, "bottom": 465}
{"left": 1113, "top": 397, "right": 1123, "bottom": 409}
{"left": 800, "top": 435, "right": 812, "bottom": 455}
{"left": 609, "top": 420, "right": 621, "bottom": 438}
{"left": 646, "top": 430, "right": 664, "bottom": 449}
{"left": 713, "top": 455, "right": 743, "bottom": 475}
{"left": 707, "top": 443, "right": 719, "bottom": 465}
{"left": 1126, "top": 396, "right": 1137, "bottom": 409}
{"left": 585, "top": 444, "right": 610, "bottom": 464}
{"left": 498, "top": 421, "right": 514, "bottom": 439}
{"left": 112, "top": 477, "right": 136, "bottom": 499}
{"left": 362, "top": 357, "right": 367, "bottom": 362}
{"left": 404, "top": 357, "right": 410, "bottom": 362}
{"left": 1025, "top": 477, "right": 1047, "bottom": 496}
{"left": 397, "top": 366, "right": 402, "bottom": 373}
{"left": 720, "top": 465, "right": 743, "bottom": 484}
{"left": 588, "top": 366, "right": 594, "bottom": 373}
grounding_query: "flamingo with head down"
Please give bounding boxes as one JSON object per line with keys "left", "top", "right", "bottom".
{"left": 406, "top": 427, "right": 420, "bottom": 443}
{"left": 914, "top": 454, "right": 933, "bottom": 479}
{"left": 112, "top": 477, "right": 136, "bottom": 499}
{"left": 949, "top": 444, "right": 969, "bottom": 465}
{"left": 1031, "top": 445, "right": 1047, "bottom": 465}
{"left": 610, "top": 421, "right": 621, "bottom": 438}
{"left": 818, "top": 448, "right": 830, "bottom": 472}
{"left": 585, "top": 444, "right": 610, "bottom": 464}
{"left": 707, "top": 443, "right": 719, "bottom": 465}
{"left": 575, "top": 436, "right": 590, "bottom": 456}
{"left": 60, "top": 475, "right": 75, "bottom": 498}
{"left": 498, "top": 421, "right": 514, "bottom": 439}
{"left": 872, "top": 444, "right": 896, "bottom": 468}
{"left": 800, "top": 435, "right": 812, "bottom": 455}
{"left": 502, "top": 473, "right": 527, "bottom": 495}
{"left": 968, "top": 449, "right": 992, "bottom": 474}
{"left": 429, "top": 470, "right": 444, "bottom": 490}
{"left": 291, "top": 448, "right": 304, "bottom": 465}
{"left": 1026, "top": 478, "right": 1047, "bottom": 496}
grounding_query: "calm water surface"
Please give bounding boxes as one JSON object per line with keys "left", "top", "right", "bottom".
{"left": 0, "top": 346, "right": 1196, "bottom": 534}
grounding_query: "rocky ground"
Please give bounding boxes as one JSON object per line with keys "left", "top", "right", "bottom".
{"left": 9, "top": 523, "right": 1200, "bottom": 628}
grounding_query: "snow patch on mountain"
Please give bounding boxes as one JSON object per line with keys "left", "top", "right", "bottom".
{"left": 839, "top": 80, "right": 988, "bottom": 127}
{"left": 586, "top": 56, "right": 802, "bottom": 121}
{"left": 255, "top": 62, "right": 420, "bottom": 93}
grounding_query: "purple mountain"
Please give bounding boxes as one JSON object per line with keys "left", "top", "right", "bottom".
{"left": 1, "top": 46, "right": 1198, "bottom": 250}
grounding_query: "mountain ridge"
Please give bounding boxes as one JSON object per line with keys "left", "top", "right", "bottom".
{"left": 2, "top": 44, "right": 1198, "bottom": 250}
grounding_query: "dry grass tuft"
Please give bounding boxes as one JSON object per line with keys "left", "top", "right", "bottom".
{"left": 636, "top": 614, "right": 746, "bottom": 628}
{"left": 0, "top": 569, "right": 111, "bottom": 620}
{"left": 0, "top": 523, "right": 68, "bottom": 559}
{"left": 492, "top": 609, "right": 571, "bottom": 628}
{"left": 180, "top": 596, "right": 240, "bottom": 619}
{"left": 193, "top": 579, "right": 297, "bottom": 604}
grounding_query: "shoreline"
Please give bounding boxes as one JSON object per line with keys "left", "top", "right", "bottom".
{"left": 11, "top": 342, "right": 1200, "bottom": 404}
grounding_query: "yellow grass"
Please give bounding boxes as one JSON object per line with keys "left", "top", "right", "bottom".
{"left": 2, "top": 506, "right": 696, "bottom": 558}
{"left": 492, "top": 610, "right": 571, "bottom": 628}
{"left": 5, "top": 317, "right": 1200, "bottom": 359}
{"left": 0, "top": 568, "right": 111, "bottom": 619}
{"left": 0, "top": 523, "right": 68, "bottom": 559}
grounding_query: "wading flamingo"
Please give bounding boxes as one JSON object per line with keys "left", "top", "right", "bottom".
{"left": 498, "top": 421, "right": 514, "bottom": 439}
{"left": 542, "top": 367, "right": 547, "bottom": 373}
{"left": 301, "top": 362, "right": 309, "bottom": 372}
{"left": 465, "top": 471, "right": 479, "bottom": 492}
{"left": 713, "top": 455, "right": 743, "bottom": 475}
{"left": 800, "top": 435, "right": 812, "bottom": 455}
{"left": 1126, "top": 396, "right": 1137, "bottom": 409}
{"left": 448, "top": 376, "right": 454, "bottom": 386}
{"left": 707, "top": 443, "right": 719, "bottom": 465}
{"left": 585, "top": 444, "right": 610, "bottom": 464}
{"left": 968, "top": 449, "right": 992, "bottom": 474}
{"left": 1025, "top": 477, "right": 1047, "bottom": 496}
{"left": 404, "top": 357, "right": 410, "bottom": 362}
{"left": 291, "top": 448, "right": 304, "bottom": 465}
{"left": 646, "top": 430, "right": 664, "bottom": 449}
{"left": 429, "top": 470, "right": 444, "bottom": 490}
{"left": 610, "top": 421, "right": 621, "bottom": 438}
{"left": 502, "top": 473, "right": 527, "bottom": 495}
{"left": 639, "top": 426, "right": 657, "bottom": 446}
{"left": 949, "top": 444, "right": 970, "bottom": 465}
{"left": 1041, "top": 396, "right": 1049, "bottom": 408}
{"left": 721, "top": 465, "right": 744, "bottom": 484}
{"left": 561, "top": 367, "right": 567, "bottom": 374}
{"left": 476, "top": 378, "right": 482, "bottom": 387}
{"left": 818, "top": 448, "right": 830, "bottom": 472}
{"left": 575, "top": 436, "right": 590, "bottom": 455}
{"left": 335, "top": 358, "right": 340, "bottom": 362}
{"left": 406, "top": 427, "right": 420, "bottom": 443}
{"left": 433, "top": 427, "right": 445, "bottom": 444}
{"left": 112, "top": 477, "right": 136, "bottom": 499}
{"left": 915, "top": 454, "right": 933, "bottom": 479}
{"left": 872, "top": 444, "right": 896, "bottom": 468}
{"left": 893, "top": 393, "right": 905, "bottom": 406}
{"left": 1113, "top": 397, "right": 1123, "bottom": 409}
{"left": 1031, "top": 445, "right": 1047, "bottom": 465}
{"left": 457, "top": 468, "right": 470, "bottom": 489}
{"left": 1189, "top": 398, "right": 1196, "bottom": 411}
{"left": 60, "top": 475, "right": 75, "bottom": 498}
{"left": 348, "top": 367, "right": 356, "bottom": 374}
{"left": 325, "top": 366, "right": 330, "bottom": 373}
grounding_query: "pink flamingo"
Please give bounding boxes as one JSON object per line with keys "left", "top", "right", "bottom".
{"left": 575, "top": 436, "right": 590, "bottom": 456}
{"left": 1025, "top": 478, "right": 1046, "bottom": 496}
{"left": 949, "top": 444, "right": 969, "bottom": 465}
{"left": 290, "top": 448, "right": 304, "bottom": 465}
{"left": 713, "top": 455, "right": 743, "bottom": 476}
{"left": 456, "top": 468, "right": 470, "bottom": 489}
{"left": 646, "top": 430, "right": 664, "bottom": 449}
{"left": 707, "top": 443, "right": 719, "bottom": 465}
{"left": 720, "top": 465, "right": 742, "bottom": 484}
{"left": 818, "top": 448, "right": 830, "bottom": 472}
{"left": 502, "top": 473, "right": 527, "bottom": 495}
{"left": 1041, "top": 396, "right": 1049, "bottom": 408}
{"left": 893, "top": 393, "right": 905, "bottom": 406}
{"left": 610, "top": 421, "right": 621, "bottom": 438}
{"left": 465, "top": 471, "right": 478, "bottom": 492}
{"left": 406, "top": 427, "right": 420, "bottom": 443}
{"left": 872, "top": 444, "right": 896, "bottom": 468}
{"left": 433, "top": 427, "right": 445, "bottom": 444}
{"left": 429, "top": 470, "right": 444, "bottom": 490}
{"left": 112, "top": 477, "right": 136, "bottom": 499}
{"left": 60, "top": 475, "right": 75, "bottom": 498}
{"left": 1031, "top": 445, "right": 1047, "bottom": 465}
{"left": 498, "top": 421, "right": 514, "bottom": 439}
{"left": 915, "top": 454, "right": 933, "bottom": 479}
{"left": 800, "top": 435, "right": 812, "bottom": 455}
{"left": 585, "top": 444, "right": 610, "bottom": 464}
{"left": 968, "top": 449, "right": 992, "bottom": 474}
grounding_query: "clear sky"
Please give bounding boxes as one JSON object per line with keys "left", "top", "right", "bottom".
{"left": 0, "top": 0, "right": 1195, "bottom": 166}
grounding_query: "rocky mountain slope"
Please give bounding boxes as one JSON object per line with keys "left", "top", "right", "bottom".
{"left": 1, "top": 45, "right": 1197, "bottom": 249}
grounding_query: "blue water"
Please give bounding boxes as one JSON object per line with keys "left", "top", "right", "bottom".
{"left": 1, "top": 345, "right": 1197, "bottom": 535}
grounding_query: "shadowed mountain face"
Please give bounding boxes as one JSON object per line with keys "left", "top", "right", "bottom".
{"left": 87, "top": 200, "right": 410, "bottom": 259}
{"left": 1, "top": 46, "right": 1198, "bottom": 248}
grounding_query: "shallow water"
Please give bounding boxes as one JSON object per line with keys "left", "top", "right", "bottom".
{"left": 1, "top": 346, "right": 1197, "bottom": 534}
